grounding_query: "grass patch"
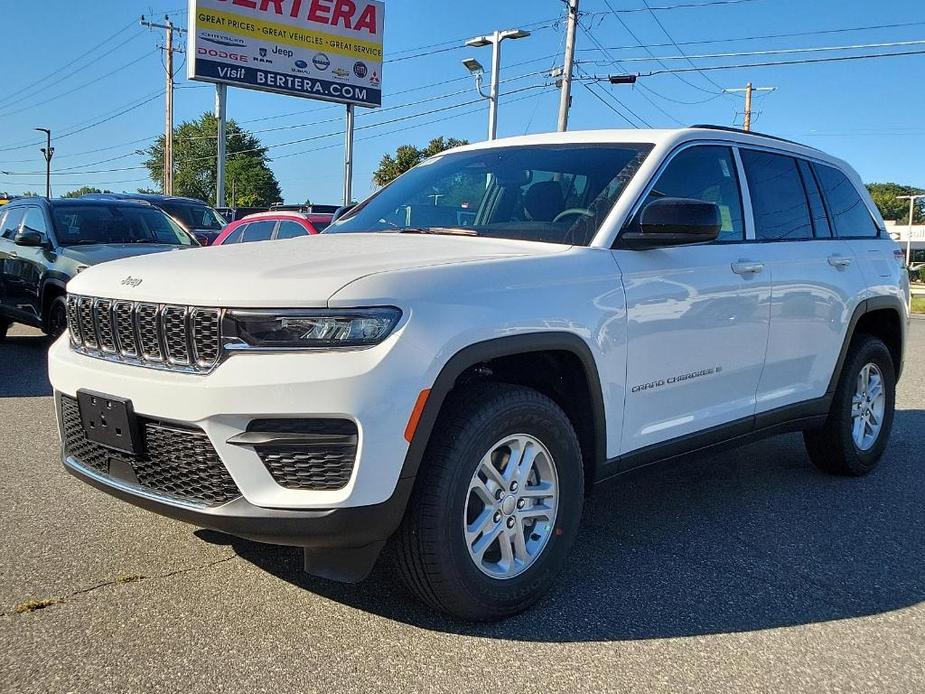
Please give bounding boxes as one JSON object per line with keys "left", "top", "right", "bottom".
{"left": 14, "top": 597, "right": 65, "bottom": 614}
{"left": 912, "top": 296, "right": 925, "bottom": 314}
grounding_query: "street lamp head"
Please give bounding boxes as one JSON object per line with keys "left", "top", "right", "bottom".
{"left": 499, "top": 29, "right": 531, "bottom": 41}
{"left": 465, "top": 36, "right": 491, "bottom": 48}
{"left": 462, "top": 57, "right": 484, "bottom": 75}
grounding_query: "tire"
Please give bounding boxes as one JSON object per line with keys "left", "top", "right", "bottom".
{"left": 43, "top": 296, "right": 68, "bottom": 338}
{"left": 803, "top": 335, "right": 896, "bottom": 476}
{"left": 395, "top": 382, "right": 584, "bottom": 621}
{"left": 0, "top": 319, "right": 8, "bottom": 343}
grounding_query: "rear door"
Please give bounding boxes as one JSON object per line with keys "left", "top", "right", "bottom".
{"left": 741, "top": 149, "right": 868, "bottom": 413}
{"left": 615, "top": 144, "right": 771, "bottom": 455}
{"left": 813, "top": 162, "right": 896, "bottom": 285}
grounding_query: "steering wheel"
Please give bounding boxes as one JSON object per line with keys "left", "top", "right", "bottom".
{"left": 553, "top": 208, "right": 594, "bottom": 224}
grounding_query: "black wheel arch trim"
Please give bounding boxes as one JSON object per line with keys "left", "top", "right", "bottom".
{"left": 399, "top": 332, "right": 608, "bottom": 484}
{"left": 827, "top": 295, "right": 906, "bottom": 394}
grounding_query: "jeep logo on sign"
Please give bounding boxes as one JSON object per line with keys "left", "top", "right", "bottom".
{"left": 121, "top": 276, "right": 143, "bottom": 288}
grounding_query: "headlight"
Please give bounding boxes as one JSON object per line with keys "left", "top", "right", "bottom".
{"left": 223, "top": 307, "right": 402, "bottom": 350}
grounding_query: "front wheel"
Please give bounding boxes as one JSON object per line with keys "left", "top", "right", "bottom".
{"left": 395, "top": 383, "right": 584, "bottom": 621}
{"left": 804, "top": 335, "right": 896, "bottom": 476}
{"left": 43, "top": 296, "right": 68, "bottom": 338}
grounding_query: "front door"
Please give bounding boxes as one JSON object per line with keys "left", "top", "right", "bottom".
{"left": 614, "top": 145, "right": 771, "bottom": 456}
{"left": 0, "top": 206, "right": 26, "bottom": 319}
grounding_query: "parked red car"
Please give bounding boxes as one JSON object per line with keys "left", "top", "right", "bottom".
{"left": 212, "top": 211, "right": 333, "bottom": 246}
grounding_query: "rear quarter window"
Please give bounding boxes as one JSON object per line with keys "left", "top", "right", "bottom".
{"left": 812, "top": 163, "right": 879, "bottom": 238}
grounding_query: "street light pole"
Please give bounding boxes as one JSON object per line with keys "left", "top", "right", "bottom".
{"left": 898, "top": 194, "right": 925, "bottom": 268}
{"left": 35, "top": 128, "right": 53, "bottom": 198}
{"left": 463, "top": 28, "right": 530, "bottom": 141}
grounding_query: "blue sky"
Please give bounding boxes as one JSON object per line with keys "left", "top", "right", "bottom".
{"left": 1, "top": 0, "right": 923, "bottom": 204}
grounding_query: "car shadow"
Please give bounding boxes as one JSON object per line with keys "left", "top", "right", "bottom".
{"left": 207, "top": 407, "right": 925, "bottom": 641}
{"left": 0, "top": 330, "right": 53, "bottom": 398}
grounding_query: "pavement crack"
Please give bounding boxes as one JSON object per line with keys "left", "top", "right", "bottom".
{"left": 8, "top": 553, "right": 237, "bottom": 616}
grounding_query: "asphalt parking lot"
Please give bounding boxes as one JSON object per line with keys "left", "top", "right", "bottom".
{"left": 2, "top": 321, "right": 923, "bottom": 693}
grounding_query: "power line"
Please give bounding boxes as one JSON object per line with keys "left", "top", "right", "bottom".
{"left": 588, "top": 0, "right": 765, "bottom": 14}
{"left": 577, "top": 19, "right": 925, "bottom": 53}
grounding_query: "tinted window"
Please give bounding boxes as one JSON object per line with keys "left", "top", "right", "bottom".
{"left": 813, "top": 163, "right": 878, "bottom": 238}
{"left": 1, "top": 208, "right": 24, "bottom": 239}
{"left": 310, "top": 220, "right": 330, "bottom": 233}
{"left": 741, "top": 150, "right": 813, "bottom": 241}
{"left": 51, "top": 205, "right": 194, "bottom": 246}
{"left": 797, "top": 160, "right": 831, "bottom": 238}
{"left": 277, "top": 221, "right": 308, "bottom": 239}
{"left": 329, "top": 144, "right": 654, "bottom": 246}
{"left": 22, "top": 207, "right": 49, "bottom": 236}
{"left": 241, "top": 220, "right": 276, "bottom": 243}
{"left": 222, "top": 226, "right": 245, "bottom": 244}
{"left": 161, "top": 203, "right": 226, "bottom": 231}
{"left": 636, "top": 145, "right": 744, "bottom": 241}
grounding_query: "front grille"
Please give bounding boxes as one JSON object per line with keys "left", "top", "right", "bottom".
{"left": 67, "top": 294, "right": 222, "bottom": 373}
{"left": 249, "top": 419, "right": 358, "bottom": 491}
{"left": 60, "top": 395, "right": 240, "bottom": 506}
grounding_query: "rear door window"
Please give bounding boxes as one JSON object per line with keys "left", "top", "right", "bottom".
{"left": 276, "top": 221, "right": 308, "bottom": 239}
{"left": 241, "top": 221, "right": 276, "bottom": 243}
{"left": 813, "top": 163, "right": 879, "bottom": 238}
{"left": 797, "top": 160, "right": 832, "bottom": 238}
{"left": 740, "top": 150, "right": 813, "bottom": 241}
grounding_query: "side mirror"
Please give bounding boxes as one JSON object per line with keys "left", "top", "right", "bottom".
{"left": 620, "top": 198, "right": 721, "bottom": 250}
{"left": 331, "top": 204, "right": 356, "bottom": 224}
{"left": 14, "top": 229, "right": 48, "bottom": 248}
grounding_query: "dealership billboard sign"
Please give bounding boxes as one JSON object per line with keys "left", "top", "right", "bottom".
{"left": 187, "top": 0, "right": 384, "bottom": 108}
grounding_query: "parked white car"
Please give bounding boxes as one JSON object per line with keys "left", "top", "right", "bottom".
{"left": 50, "top": 126, "right": 909, "bottom": 620}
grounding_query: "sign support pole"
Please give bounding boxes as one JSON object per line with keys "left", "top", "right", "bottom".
{"left": 344, "top": 103, "right": 355, "bottom": 206}
{"left": 215, "top": 83, "right": 227, "bottom": 208}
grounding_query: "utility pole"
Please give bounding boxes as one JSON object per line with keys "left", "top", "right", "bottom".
{"left": 34, "top": 128, "right": 53, "bottom": 198}
{"left": 723, "top": 82, "right": 776, "bottom": 131}
{"left": 898, "top": 194, "right": 925, "bottom": 268}
{"left": 215, "top": 84, "right": 227, "bottom": 208}
{"left": 558, "top": 0, "right": 580, "bottom": 132}
{"left": 141, "top": 15, "right": 185, "bottom": 195}
{"left": 343, "top": 104, "right": 355, "bottom": 206}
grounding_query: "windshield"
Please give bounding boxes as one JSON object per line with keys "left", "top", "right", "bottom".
{"left": 52, "top": 205, "right": 196, "bottom": 246}
{"left": 161, "top": 202, "right": 227, "bottom": 231}
{"left": 328, "top": 143, "right": 653, "bottom": 245}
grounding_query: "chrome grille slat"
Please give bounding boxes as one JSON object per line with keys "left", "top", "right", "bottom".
{"left": 67, "top": 294, "right": 222, "bottom": 374}
{"left": 77, "top": 297, "right": 98, "bottom": 349}
{"left": 94, "top": 299, "right": 116, "bottom": 353}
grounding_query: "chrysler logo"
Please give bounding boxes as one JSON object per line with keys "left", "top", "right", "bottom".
{"left": 121, "top": 276, "right": 143, "bottom": 288}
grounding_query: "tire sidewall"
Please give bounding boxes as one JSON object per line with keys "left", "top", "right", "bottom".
{"left": 45, "top": 297, "right": 67, "bottom": 338}
{"left": 834, "top": 338, "right": 895, "bottom": 472}
{"left": 434, "top": 392, "right": 584, "bottom": 614}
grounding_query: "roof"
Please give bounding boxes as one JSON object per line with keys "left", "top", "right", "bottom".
{"left": 80, "top": 192, "right": 209, "bottom": 205}
{"left": 237, "top": 211, "right": 333, "bottom": 222}
{"left": 445, "top": 126, "right": 844, "bottom": 169}
{"left": 5, "top": 197, "right": 154, "bottom": 208}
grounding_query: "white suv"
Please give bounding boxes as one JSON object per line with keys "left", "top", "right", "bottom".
{"left": 50, "top": 127, "right": 909, "bottom": 620}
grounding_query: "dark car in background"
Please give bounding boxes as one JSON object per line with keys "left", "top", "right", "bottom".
{"left": 0, "top": 197, "right": 197, "bottom": 341}
{"left": 81, "top": 193, "right": 226, "bottom": 246}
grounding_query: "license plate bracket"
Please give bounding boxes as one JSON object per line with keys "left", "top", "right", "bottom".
{"left": 77, "top": 390, "right": 141, "bottom": 455}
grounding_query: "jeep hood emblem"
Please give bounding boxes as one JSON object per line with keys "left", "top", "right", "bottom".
{"left": 121, "top": 276, "right": 143, "bottom": 288}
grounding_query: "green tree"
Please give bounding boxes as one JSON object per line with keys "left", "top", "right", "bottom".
{"left": 144, "top": 113, "right": 282, "bottom": 206}
{"left": 62, "top": 186, "right": 110, "bottom": 198}
{"left": 866, "top": 182, "right": 925, "bottom": 224}
{"left": 372, "top": 136, "right": 468, "bottom": 187}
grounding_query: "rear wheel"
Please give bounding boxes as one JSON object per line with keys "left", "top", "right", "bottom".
{"left": 395, "top": 383, "right": 584, "bottom": 621}
{"left": 804, "top": 335, "right": 896, "bottom": 476}
{"left": 43, "top": 296, "right": 68, "bottom": 338}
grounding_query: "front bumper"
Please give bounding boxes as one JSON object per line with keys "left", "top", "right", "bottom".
{"left": 63, "top": 453, "right": 414, "bottom": 581}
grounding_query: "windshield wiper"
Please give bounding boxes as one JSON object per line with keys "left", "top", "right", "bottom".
{"left": 396, "top": 226, "right": 478, "bottom": 237}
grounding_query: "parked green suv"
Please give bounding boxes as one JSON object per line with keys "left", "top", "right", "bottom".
{"left": 0, "top": 198, "right": 196, "bottom": 341}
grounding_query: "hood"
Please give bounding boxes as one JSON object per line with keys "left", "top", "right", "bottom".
{"left": 67, "top": 232, "right": 569, "bottom": 306}
{"left": 57, "top": 243, "right": 190, "bottom": 266}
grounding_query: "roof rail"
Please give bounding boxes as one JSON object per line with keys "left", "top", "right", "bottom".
{"left": 688, "top": 124, "right": 820, "bottom": 151}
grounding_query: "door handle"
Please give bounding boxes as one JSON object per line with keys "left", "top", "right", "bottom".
{"left": 731, "top": 260, "right": 764, "bottom": 275}
{"left": 828, "top": 255, "right": 852, "bottom": 269}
